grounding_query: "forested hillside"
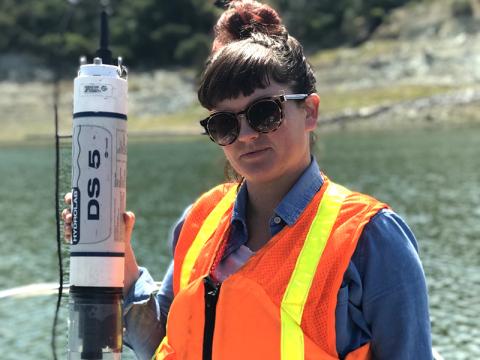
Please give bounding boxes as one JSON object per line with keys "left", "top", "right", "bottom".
{"left": 1, "top": 0, "right": 479, "bottom": 141}
{"left": 0, "top": 0, "right": 421, "bottom": 75}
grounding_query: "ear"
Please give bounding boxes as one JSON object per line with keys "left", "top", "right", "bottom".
{"left": 304, "top": 93, "right": 320, "bottom": 131}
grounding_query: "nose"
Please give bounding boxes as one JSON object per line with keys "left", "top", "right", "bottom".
{"left": 236, "top": 114, "right": 259, "bottom": 143}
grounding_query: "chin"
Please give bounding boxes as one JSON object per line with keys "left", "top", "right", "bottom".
{"left": 237, "top": 164, "right": 281, "bottom": 184}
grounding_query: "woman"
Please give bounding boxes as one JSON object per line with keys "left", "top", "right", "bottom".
{"left": 64, "top": 1, "right": 432, "bottom": 359}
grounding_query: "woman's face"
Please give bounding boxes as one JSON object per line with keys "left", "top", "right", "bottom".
{"left": 212, "top": 82, "right": 319, "bottom": 186}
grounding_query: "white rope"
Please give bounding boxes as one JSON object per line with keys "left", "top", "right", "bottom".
{"left": 0, "top": 281, "right": 163, "bottom": 299}
{"left": 0, "top": 283, "right": 69, "bottom": 299}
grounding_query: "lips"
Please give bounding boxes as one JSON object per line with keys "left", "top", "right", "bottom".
{"left": 240, "top": 147, "right": 271, "bottom": 159}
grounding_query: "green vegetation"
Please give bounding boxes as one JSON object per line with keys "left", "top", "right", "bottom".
{"left": 309, "top": 40, "right": 402, "bottom": 67}
{"left": 319, "top": 84, "right": 458, "bottom": 114}
{"left": 1, "top": 0, "right": 478, "bottom": 143}
{"left": 270, "top": 0, "right": 422, "bottom": 49}
{"left": 0, "top": 0, "right": 421, "bottom": 75}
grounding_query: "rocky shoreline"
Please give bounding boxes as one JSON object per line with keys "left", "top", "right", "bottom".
{"left": 0, "top": 0, "right": 479, "bottom": 142}
{"left": 310, "top": 0, "right": 480, "bottom": 130}
{"left": 319, "top": 87, "right": 480, "bottom": 130}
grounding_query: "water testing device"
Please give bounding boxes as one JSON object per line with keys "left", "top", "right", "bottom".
{"left": 69, "top": 10, "right": 128, "bottom": 360}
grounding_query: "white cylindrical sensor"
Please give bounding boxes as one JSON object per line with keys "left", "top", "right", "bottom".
{"left": 70, "top": 61, "right": 127, "bottom": 288}
{"left": 69, "top": 58, "right": 127, "bottom": 360}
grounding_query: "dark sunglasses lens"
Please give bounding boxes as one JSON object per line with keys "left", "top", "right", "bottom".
{"left": 248, "top": 100, "right": 282, "bottom": 132}
{"left": 208, "top": 113, "right": 239, "bottom": 146}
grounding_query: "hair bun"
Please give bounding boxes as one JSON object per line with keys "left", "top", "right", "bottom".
{"left": 213, "top": 0, "right": 286, "bottom": 49}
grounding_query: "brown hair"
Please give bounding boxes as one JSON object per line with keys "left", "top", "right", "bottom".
{"left": 199, "top": 0, "right": 318, "bottom": 182}
{"left": 198, "top": 0, "right": 316, "bottom": 109}
{"left": 212, "top": 0, "right": 286, "bottom": 52}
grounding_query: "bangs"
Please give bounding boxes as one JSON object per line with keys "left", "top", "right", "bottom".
{"left": 198, "top": 42, "right": 280, "bottom": 109}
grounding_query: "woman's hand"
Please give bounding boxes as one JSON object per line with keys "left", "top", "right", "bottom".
{"left": 123, "top": 211, "right": 140, "bottom": 296}
{"left": 62, "top": 193, "right": 140, "bottom": 296}
{"left": 62, "top": 193, "right": 73, "bottom": 242}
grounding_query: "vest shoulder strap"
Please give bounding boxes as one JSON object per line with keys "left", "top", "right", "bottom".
{"left": 173, "top": 183, "right": 237, "bottom": 293}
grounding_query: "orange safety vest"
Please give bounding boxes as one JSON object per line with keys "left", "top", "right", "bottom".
{"left": 154, "top": 178, "right": 388, "bottom": 360}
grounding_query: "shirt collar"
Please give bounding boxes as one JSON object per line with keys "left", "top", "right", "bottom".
{"left": 274, "top": 158, "right": 323, "bottom": 225}
{"left": 232, "top": 183, "right": 248, "bottom": 224}
{"left": 232, "top": 157, "right": 323, "bottom": 226}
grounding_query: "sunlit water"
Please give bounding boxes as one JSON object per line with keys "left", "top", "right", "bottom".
{"left": 0, "top": 126, "right": 478, "bottom": 359}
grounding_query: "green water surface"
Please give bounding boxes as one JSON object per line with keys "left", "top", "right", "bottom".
{"left": 0, "top": 126, "right": 479, "bottom": 359}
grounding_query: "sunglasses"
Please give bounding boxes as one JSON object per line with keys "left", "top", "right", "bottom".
{"left": 200, "top": 94, "right": 309, "bottom": 146}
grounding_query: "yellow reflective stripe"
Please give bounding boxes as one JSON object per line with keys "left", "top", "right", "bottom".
{"left": 280, "top": 182, "right": 350, "bottom": 360}
{"left": 153, "top": 335, "right": 171, "bottom": 359}
{"left": 180, "top": 186, "right": 237, "bottom": 291}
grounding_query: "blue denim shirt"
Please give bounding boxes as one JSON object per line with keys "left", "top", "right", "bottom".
{"left": 124, "top": 159, "right": 432, "bottom": 359}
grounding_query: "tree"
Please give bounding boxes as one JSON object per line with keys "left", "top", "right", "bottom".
{"left": 0, "top": 0, "right": 420, "bottom": 76}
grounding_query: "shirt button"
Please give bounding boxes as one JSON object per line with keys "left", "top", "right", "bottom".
{"left": 273, "top": 216, "right": 282, "bottom": 224}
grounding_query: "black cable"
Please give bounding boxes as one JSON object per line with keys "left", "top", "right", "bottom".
{"left": 52, "top": 104, "right": 63, "bottom": 360}
{"left": 51, "top": 2, "right": 77, "bottom": 358}
{"left": 51, "top": 2, "right": 113, "bottom": 358}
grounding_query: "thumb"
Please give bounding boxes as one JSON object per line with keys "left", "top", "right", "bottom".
{"left": 123, "top": 211, "right": 136, "bottom": 244}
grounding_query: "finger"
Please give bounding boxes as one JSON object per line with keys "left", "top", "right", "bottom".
{"left": 64, "top": 192, "right": 72, "bottom": 205}
{"left": 62, "top": 208, "right": 71, "bottom": 222}
{"left": 64, "top": 227, "right": 71, "bottom": 237}
{"left": 64, "top": 224, "right": 72, "bottom": 243}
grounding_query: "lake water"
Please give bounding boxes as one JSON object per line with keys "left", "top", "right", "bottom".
{"left": 0, "top": 126, "right": 479, "bottom": 359}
